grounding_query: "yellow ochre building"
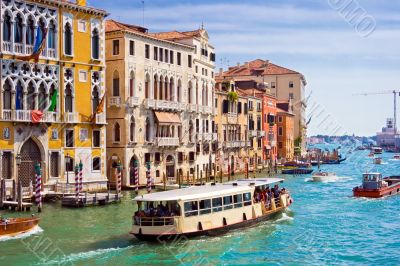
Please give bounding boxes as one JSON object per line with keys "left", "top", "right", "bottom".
{"left": 0, "top": 0, "right": 108, "bottom": 190}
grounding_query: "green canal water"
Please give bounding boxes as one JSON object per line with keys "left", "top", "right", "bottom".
{"left": 1, "top": 149, "right": 400, "bottom": 265}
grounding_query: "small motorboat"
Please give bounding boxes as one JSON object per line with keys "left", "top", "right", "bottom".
{"left": 368, "top": 152, "right": 374, "bottom": 157}
{"left": 0, "top": 216, "right": 40, "bottom": 237}
{"left": 372, "top": 147, "right": 383, "bottom": 155}
{"left": 373, "top": 157, "right": 382, "bottom": 165}
{"left": 353, "top": 173, "right": 400, "bottom": 198}
{"left": 312, "top": 171, "right": 337, "bottom": 182}
{"left": 394, "top": 154, "right": 400, "bottom": 160}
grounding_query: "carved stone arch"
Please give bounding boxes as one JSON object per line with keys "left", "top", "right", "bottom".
{"left": 13, "top": 10, "right": 26, "bottom": 24}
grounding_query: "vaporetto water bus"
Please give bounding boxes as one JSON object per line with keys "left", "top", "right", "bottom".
{"left": 131, "top": 179, "right": 293, "bottom": 241}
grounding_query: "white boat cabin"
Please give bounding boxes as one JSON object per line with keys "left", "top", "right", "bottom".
{"left": 131, "top": 178, "right": 291, "bottom": 236}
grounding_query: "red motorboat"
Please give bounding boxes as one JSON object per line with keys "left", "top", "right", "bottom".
{"left": 0, "top": 216, "right": 40, "bottom": 237}
{"left": 353, "top": 173, "right": 400, "bottom": 198}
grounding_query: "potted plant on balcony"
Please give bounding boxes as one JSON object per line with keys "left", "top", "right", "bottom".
{"left": 227, "top": 90, "right": 238, "bottom": 102}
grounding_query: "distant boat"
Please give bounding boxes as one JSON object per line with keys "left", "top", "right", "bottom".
{"left": 393, "top": 154, "right": 400, "bottom": 160}
{"left": 312, "top": 171, "right": 337, "bottom": 182}
{"left": 373, "top": 157, "right": 383, "bottom": 165}
{"left": 372, "top": 147, "right": 383, "bottom": 154}
{"left": 0, "top": 216, "right": 40, "bottom": 237}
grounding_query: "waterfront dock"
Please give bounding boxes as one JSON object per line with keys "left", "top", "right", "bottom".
{"left": 61, "top": 192, "right": 122, "bottom": 208}
{"left": 0, "top": 179, "right": 33, "bottom": 212}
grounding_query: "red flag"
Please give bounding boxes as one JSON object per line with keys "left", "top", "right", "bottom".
{"left": 31, "top": 110, "right": 44, "bottom": 123}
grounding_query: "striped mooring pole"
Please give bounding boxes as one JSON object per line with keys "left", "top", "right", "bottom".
{"left": 79, "top": 161, "right": 83, "bottom": 195}
{"left": 134, "top": 160, "right": 139, "bottom": 193}
{"left": 75, "top": 164, "right": 80, "bottom": 205}
{"left": 146, "top": 161, "right": 151, "bottom": 193}
{"left": 117, "top": 160, "right": 122, "bottom": 196}
{"left": 34, "top": 163, "right": 42, "bottom": 212}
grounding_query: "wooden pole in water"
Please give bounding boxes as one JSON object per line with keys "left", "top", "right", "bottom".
{"left": 246, "top": 162, "right": 249, "bottom": 179}
{"left": 177, "top": 169, "right": 181, "bottom": 189}
{"left": 192, "top": 172, "right": 195, "bottom": 186}
{"left": 220, "top": 168, "right": 223, "bottom": 184}
{"left": 17, "top": 180, "right": 22, "bottom": 211}
{"left": 200, "top": 170, "right": 203, "bottom": 185}
{"left": 163, "top": 172, "right": 166, "bottom": 191}
{"left": 0, "top": 179, "right": 5, "bottom": 208}
{"left": 12, "top": 179, "right": 16, "bottom": 201}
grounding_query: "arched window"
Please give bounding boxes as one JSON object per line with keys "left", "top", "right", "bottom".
{"left": 114, "top": 122, "right": 121, "bottom": 142}
{"left": 92, "top": 86, "right": 100, "bottom": 114}
{"left": 188, "top": 81, "right": 192, "bottom": 104}
{"left": 27, "top": 82, "right": 36, "bottom": 110}
{"left": 145, "top": 74, "right": 150, "bottom": 99}
{"left": 48, "top": 20, "right": 56, "bottom": 49}
{"left": 38, "top": 83, "right": 47, "bottom": 111}
{"left": 15, "top": 82, "right": 24, "bottom": 110}
{"left": 159, "top": 75, "right": 164, "bottom": 100}
{"left": 14, "top": 14, "right": 23, "bottom": 43}
{"left": 189, "top": 120, "right": 194, "bottom": 142}
{"left": 130, "top": 116, "right": 135, "bottom": 142}
{"left": 26, "top": 17, "right": 35, "bottom": 45}
{"left": 112, "top": 70, "right": 120, "bottom": 96}
{"left": 64, "top": 22, "right": 72, "bottom": 55}
{"left": 3, "top": 80, "right": 12, "bottom": 110}
{"left": 65, "top": 84, "right": 73, "bottom": 112}
{"left": 153, "top": 75, "right": 158, "bottom": 100}
{"left": 145, "top": 118, "right": 151, "bottom": 142}
{"left": 164, "top": 77, "right": 168, "bottom": 101}
{"left": 91, "top": 28, "right": 100, "bottom": 60}
{"left": 177, "top": 79, "right": 182, "bottom": 102}
{"left": 169, "top": 77, "right": 174, "bottom": 101}
{"left": 129, "top": 71, "right": 135, "bottom": 97}
{"left": 49, "top": 84, "right": 56, "bottom": 111}
{"left": 3, "top": 13, "right": 11, "bottom": 42}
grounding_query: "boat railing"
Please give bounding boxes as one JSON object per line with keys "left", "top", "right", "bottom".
{"left": 274, "top": 197, "right": 281, "bottom": 208}
{"left": 133, "top": 216, "right": 175, "bottom": 226}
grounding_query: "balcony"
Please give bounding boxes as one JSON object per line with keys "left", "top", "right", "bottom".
{"left": 188, "top": 104, "right": 197, "bottom": 113}
{"left": 0, "top": 110, "right": 59, "bottom": 123}
{"left": 48, "top": 48, "right": 56, "bottom": 58}
{"left": 270, "top": 141, "right": 277, "bottom": 147}
{"left": 64, "top": 112, "right": 79, "bottom": 123}
{"left": 227, "top": 112, "right": 237, "bottom": 124}
{"left": 212, "top": 133, "right": 218, "bottom": 141}
{"left": 203, "top": 133, "right": 213, "bottom": 141}
{"left": 258, "top": 131, "right": 266, "bottom": 137}
{"left": 95, "top": 113, "right": 106, "bottom": 124}
{"left": 3, "top": 41, "right": 11, "bottom": 52}
{"left": 26, "top": 44, "right": 33, "bottom": 54}
{"left": 127, "top": 97, "right": 140, "bottom": 108}
{"left": 225, "top": 141, "right": 242, "bottom": 148}
{"left": 249, "top": 130, "right": 258, "bottom": 138}
{"left": 109, "top": 97, "right": 121, "bottom": 107}
{"left": 145, "top": 99, "right": 155, "bottom": 108}
{"left": 157, "top": 137, "right": 179, "bottom": 147}
{"left": 14, "top": 43, "right": 24, "bottom": 54}
{"left": 196, "top": 133, "right": 203, "bottom": 142}
{"left": 154, "top": 100, "right": 186, "bottom": 111}
{"left": 202, "top": 106, "right": 213, "bottom": 114}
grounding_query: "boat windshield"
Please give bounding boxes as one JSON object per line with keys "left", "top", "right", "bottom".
{"left": 363, "top": 174, "right": 382, "bottom": 182}
{"left": 135, "top": 201, "right": 181, "bottom": 218}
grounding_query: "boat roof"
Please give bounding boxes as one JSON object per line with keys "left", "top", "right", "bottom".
{"left": 133, "top": 178, "right": 284, "bottom": 202}
{"left": 363, "top": 172, "right": 381, "bottom": 175}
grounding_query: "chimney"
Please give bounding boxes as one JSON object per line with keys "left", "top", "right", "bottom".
{"left": 237, "top": 62, "right": 240, "bottom": 67}
{"left": 76, "top": 0, "right": 87, "bottom": 6}
{"left": 219, "top": 68, "right": 223, "bottom": 75}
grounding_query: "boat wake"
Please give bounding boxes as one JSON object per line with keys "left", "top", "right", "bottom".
{"left": 38, "top": 245, "right": 136, "bottom": 265}
{"left": 275, "top": 212, "right": 294, "bottom": 222}
{"left": 0, "top": 226, "right": 43, "bottom": 242}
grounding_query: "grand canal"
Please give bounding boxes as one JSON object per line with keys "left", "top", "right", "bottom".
{"left": 1, "top": 149, "right": 400, "bottom": 265}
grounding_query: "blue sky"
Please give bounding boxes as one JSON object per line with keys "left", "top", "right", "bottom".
{"left": 90, "top": 0, "right": 400, "bottom": 136}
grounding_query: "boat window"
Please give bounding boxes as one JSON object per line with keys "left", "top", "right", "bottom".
{"left": 135, "top": 200, "right": 181, "bottom": 218}
{"left": 184, "top": 201, "right": 199, "bottom": 217}
{"left": 233, "top": 194, "right": 243, "bottom": 208}
{"left": 212, "top": 197, "right": 223, "bottom": 212}
{"left": 243, "top": 192, "right": 252, "bottom": 206}
{"left": 223, "top": 195, "right": 233, "bottom": 210}
{"left": 199, "top": 199, "right": 212, "bottom": 215}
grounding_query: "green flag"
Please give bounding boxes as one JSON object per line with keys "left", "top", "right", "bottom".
{"left": 48, "top": 89, "right": 58, "bottom": 112}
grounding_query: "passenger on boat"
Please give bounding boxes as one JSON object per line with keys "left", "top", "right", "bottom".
{"left": 273, "top": 185, "right": 281, "bottom": 198}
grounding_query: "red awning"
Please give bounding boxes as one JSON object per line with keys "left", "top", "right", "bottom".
{"left": 154, "top": 111, "right": 181, "bottom": 125}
